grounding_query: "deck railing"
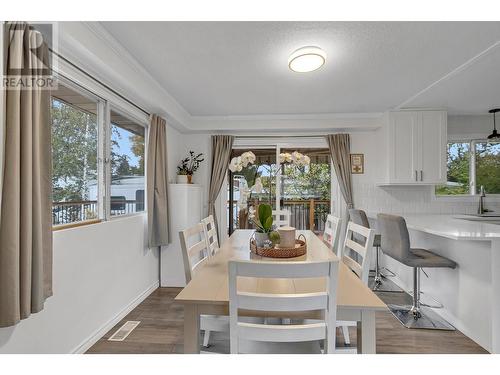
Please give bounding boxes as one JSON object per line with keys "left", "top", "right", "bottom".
{"left": 52, "top": 200, "right": 142, "bottom": 225}
{"left": 229, "top": 199, "right": 331, "bottom": 233}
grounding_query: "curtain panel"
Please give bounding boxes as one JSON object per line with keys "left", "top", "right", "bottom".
{"left": 0, "top": 22, "right": 53, "bottom": 327}
{"left": 326, "top": 134, "right": 354, "bottom": 209}
{"left": 208, "top": 135, "right": 234, "bottom": 236}
{"left": 146, "top": 114, "right": 170, "bottom": 247}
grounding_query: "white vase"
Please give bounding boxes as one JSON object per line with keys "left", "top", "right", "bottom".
{"left": 254, "top": 232, "right": 270, "bottom": 247}
{"left": 176, "top": 175, "right": 188, "bottom": 184}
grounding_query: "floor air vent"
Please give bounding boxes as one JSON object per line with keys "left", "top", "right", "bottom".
{"left": 108, "top": 321, "right": 140, "bottom": 342}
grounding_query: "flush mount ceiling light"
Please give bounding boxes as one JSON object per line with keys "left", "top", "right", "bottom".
{"left": 488, "top": 108, "right": 500, "bottom": 140}
{"left": 288, "top": 46, "right": 326, "bottom": 73}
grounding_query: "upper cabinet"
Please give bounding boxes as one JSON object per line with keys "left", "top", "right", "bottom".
{"left": 382, "top": 110, "right": 447, "bottom": 185}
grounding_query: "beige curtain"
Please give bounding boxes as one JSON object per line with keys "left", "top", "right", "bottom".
{"left": 208, "top": 135, "right": 234, "bottom": 235}
{"left": 147, "top": 114, "right": 170, "bottom": 247}
{"left": 326, "top": 134, "right": 354, "bottom": 209}
{"left": 0, "top": 23, "right": 53, "bottom": 327}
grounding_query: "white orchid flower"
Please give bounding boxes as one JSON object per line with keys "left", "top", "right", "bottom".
{"left": 291, "top": 151, "right": 302, "bottom": 164}
{"left": 241, "top": 151, "right": 256, "bottom": 166}
{"left": 229, "top": 156, "right": 243, "bottom": 172}
{"left": 252, "top": 177, "right": 263, "bottom": 193}
{"left": 279, "top": 152, "right": 292, "bottom": 164}
{"left": 248, "top": 206, "right": 256, "bottom": 219}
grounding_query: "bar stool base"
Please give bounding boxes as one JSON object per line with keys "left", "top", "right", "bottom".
{"left": 388, "top": 304, "right": 455, "bottom": 331}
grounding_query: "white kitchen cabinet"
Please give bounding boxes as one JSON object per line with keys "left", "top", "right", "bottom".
{"left": 160, "top": 184, "right": 202, "bottom": 287}
{"left": 382, "top": 110, "right": 447, "bottom": 185}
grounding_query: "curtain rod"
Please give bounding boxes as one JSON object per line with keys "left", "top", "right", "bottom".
{"left": 50, "top": 49, "right": 151, "bottom": 117}
{"left": 235, "top": 135, "right": 329, "bottom": 139}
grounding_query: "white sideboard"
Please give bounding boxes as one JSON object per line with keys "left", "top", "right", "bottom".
{"left": 160, "top": 184, "right": 202, "bottom": 287}
{"left": 380, "top": 110, "right": 447, "bottom": 185}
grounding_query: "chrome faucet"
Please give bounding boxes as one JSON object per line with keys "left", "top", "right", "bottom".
{"left": 478, "top": 185, "right": 488, "bottom": 215}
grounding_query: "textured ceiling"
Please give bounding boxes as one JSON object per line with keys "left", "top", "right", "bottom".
{"left": 100, "top": 21, "right": 500, "bottom": 116}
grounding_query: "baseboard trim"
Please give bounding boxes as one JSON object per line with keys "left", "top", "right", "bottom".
{"left": 70, "top": 281, "right": 159, "bottom": 354}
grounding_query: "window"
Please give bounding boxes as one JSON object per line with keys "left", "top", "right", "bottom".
{"left": 110, "top": 109, "right": 145, "bottom": 216}
{"left": 475, "top": 142, "right": 500, "bottom": 194}
{"left": 51, "top": 79, "right": 148, "bottom": 227}
{"left": 51, "top": 83, "right": 99, "bottom": 225}
{"left": 435, "top": 140, "right": 500, "bottom": 196}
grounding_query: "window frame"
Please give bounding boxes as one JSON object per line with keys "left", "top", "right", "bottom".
{"left": 434, "top": 138, "right": 500, "bottom": 200}
{"left": 50, "top": 76, "right": 104, "bottom": 228}
{"left": 51, "top": 73, "right": 149, "bottom": 229}
{"left": 106, "top": 104, "right": 148, "bottom": 221}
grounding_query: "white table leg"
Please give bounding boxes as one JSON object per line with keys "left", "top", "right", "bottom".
{"left": 357, "top": 310, "right": 376, "bottom": 354}
{"left": 184, "top": 304, "right": 200, "bottom": 354}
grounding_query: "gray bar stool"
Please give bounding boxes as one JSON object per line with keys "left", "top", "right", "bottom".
{"left": 377, "top": 213, "right": 457, "bottom": 330}
{"left": 348, "top": 209, "right": 401, "bottom": 292}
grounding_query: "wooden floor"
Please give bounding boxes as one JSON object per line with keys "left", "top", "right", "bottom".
{"left": 86, "top": 287, "right": 488, "bottom": 354}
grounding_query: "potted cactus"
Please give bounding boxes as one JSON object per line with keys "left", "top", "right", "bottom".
{"left": 251, "top": 203, "right": 280, "bottom": 247}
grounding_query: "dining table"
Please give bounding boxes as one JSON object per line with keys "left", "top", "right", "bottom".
{"left": 175, "top": 229, "right": 387, "bottom": 353}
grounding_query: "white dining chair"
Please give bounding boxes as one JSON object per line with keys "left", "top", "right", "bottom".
{"left": 323, "top": 214, "right": 342, "bottom": 256}
{"left": 272, "top": 209, "right": 291, "bottom": 227}
{"left": 228, "top": 259, "right": 339, "bottom": 354}
{"left": 179, "top": 223, "right": 228, "bottom": 348}
{"left": 337, "top": 221, "right": 375, "bottom": 349}
{"left": 201, "top": 215, "right": 219, "bottom": 257}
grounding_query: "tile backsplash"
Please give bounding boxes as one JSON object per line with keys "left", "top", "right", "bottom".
{"left": 354, "top": 182, "right": 500, "bottom": 215}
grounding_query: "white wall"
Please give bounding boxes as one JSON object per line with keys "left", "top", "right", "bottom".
{"left": 0, "top": 214, "right": 158, "bottom": 353}
{"left": 448, "top": 114, "right": 493, "bottom": 138}
{"left": 351, "top": 115, "right": 500, "bottom": 216}
{"left": 0, "top": 21, "right": 190, "bottom": 353}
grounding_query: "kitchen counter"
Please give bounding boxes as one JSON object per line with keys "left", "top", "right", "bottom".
{"left": 366, "top": 213, "right": 500, "bottom": 241}
{"left": 364, "top": 211, "right": 500, "bottom": 353}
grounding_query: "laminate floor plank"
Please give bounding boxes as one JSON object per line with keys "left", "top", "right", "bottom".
{"left": 86, "top": 287, "right": 488, "bottom": 354}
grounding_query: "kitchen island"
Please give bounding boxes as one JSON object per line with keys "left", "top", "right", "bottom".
{"left": 366, "top": 213, "right": 500, "bottom": 353}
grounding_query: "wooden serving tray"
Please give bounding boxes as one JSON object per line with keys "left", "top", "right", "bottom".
{"left": 250, "top": 234, "right": 307, "bottom": 258}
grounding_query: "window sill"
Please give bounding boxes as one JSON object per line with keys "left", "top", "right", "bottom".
{"left": 109, "top": 212, "right": 146, "bottom": 220}
{"left": 53, "top": 219, "right": 102, "bottom": 231}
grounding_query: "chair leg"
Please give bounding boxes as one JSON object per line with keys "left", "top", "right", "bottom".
{"left": 370, "top": 247, "right": 403, "bottom": 292}
{"left": 203, "top": 330, "right": 211, "bottom": 348}
{"left": 373, "top": 246, "right": 382, "bottom": 285}
{"left": 341, "top": 325, "right": 350, "bottom": 346}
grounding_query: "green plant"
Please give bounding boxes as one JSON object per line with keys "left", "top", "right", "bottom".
{"left": 177, "top": 151, "right": 204, "bottom": 176}
{"left": 269, "top": 230, "right": 280, "bottom": 245}
{"left": 252, "top": 203, "right": 274, "bottom": 233}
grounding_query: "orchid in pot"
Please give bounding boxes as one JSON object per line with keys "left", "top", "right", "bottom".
{"left": 250, "top": 203, "right": 280, "bottom": 248}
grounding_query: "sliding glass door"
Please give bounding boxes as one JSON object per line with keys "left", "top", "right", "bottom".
{"left": 228, "top": 148, "right": 278, "bottom": 233}
{"left": 227, "top": 142, "right": 332, "bottom": 235}
{"left": 279, "top": 148, "right": 331, "bottom": 233}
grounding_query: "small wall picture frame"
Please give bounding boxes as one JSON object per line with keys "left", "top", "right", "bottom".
{"left": 350, "top": 153, "right": 364, "bottom": 174}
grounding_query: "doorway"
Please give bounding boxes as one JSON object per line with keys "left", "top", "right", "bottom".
{"left": 227, "top": 141, "right": 332, "bottom": 236}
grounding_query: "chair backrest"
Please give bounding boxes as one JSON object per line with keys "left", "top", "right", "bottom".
{"left": 323, "top": 214, "right": 342, "bottom": 256}
{"left": 341, "top": 221, "right": 375, "bottom": 285}
{"left": 228, "top": 259, "right": 339, "bottom": 354}
{"left": 348, "top": 209, "right": 371, "bottom": 244}
{"left": 201, "top": 215, "right": 219, "bottom": 257}
{"left": 377, "top": 213, "right": 411, "bottom": 264}
{"left": 272, "top": 209, "right": 291, "bottom": 227}
{"left": 179, "top": 223, "right": 210, "bottom": 283}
